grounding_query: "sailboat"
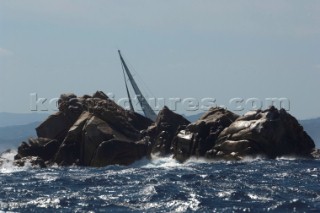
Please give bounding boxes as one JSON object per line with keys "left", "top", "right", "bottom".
{"left": 118, "top": 50, "right": 157, "bottom": 121}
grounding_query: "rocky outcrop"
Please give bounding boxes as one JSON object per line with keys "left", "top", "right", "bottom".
{"left": 145, "top": 106, "right": 190, "bottom": 156}
{"left": 172, "top": 107, "right": 239, "bottom": 162}
{"left": 15, "top": 91, "right": 152, "bottom": 167}
{"left": 14, "top": 91, "right": 318, "bottom": 168}
{"left": 210, "top": 107, "right": 315, "bottom": 160}
{"left": 14, "top": 138, "right": 60, "bottom": 162}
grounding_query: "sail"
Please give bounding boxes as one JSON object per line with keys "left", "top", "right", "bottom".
{"left": 118, "top": 50, "right": 157, "bottom": 121}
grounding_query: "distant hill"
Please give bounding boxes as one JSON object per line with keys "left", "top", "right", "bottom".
{"left": 299, "top": 118, "right": 320, "bottom": 148}
{"left": 0, "top": 112, "right": 48, "bottom": 127}
{"left": 0, "top": 122, "right": 40, "bottom": 152}
{"left": 185, "top": 113, "right": 203, "bottom": 122}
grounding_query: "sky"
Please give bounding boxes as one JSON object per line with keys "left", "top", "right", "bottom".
{"left": 0, "top": 0, "right": 319, "bottom": 119}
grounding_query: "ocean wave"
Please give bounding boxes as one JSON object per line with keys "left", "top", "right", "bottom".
{"left": 0, "top": 156, "right": 319, "bottom": 212}
{"left": 0, "top": 149, "right": 33, "bottom": 173}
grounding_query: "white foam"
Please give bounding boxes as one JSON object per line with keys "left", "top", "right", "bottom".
{"left": 0, "top": 149, "right": 31, "bottom": 173}
{"left": 137, "top": 154, "right": 219, "bottom": 170}
{"left": 276, "top": 156, "right": 305, "bottom": 161}
{"left": 141, "top": 154, "right": 182, "bottom": 169}
{"left": 248, "top": 193, "right": 272, "bottom": 201}
{"left": 131, "top": 153, "right": 255, "bottom": 170}
{"left": 238, "top": 155, "right": 267, "bottom": 162}
{"left": 165, "top": 194, "right": 200, "bottom": 212}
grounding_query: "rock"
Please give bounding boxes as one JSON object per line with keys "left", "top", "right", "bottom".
{"left": 173, "top": 107, "right": 239, "bottom": 162}
{"left": 213, "top": 107, "right": 315, "bottom": 159}
{"left": 14, "top": 156, "right": 46, "bottom": 168}
{"left": 49, "top": 91, "right": 152, "bottom": 166}
{"left": 172, "top": 130, "right": 194, "bottom": 162}
{"left": 58, "top": 93, "right": 83, "bottom": 113}
{"left": 92, "top": 90, "right": 109, "bottom": 100}
{"left": 145, "top": 106, "right": 190, "bottom": 156}
{"left": 88, "top": 98, "right": 152, "bottom": 140}
{"left": 311, "top": 149, "right": 320, "bottom": 159}
{"left": 81, "top": 116, "right": 127, "bottom": 166}
{"left": 128, "top": 112, "right": 154, "bottom": 132}
{"left": 54, "top": 111, "right": 93, "bottom": 166}
{"left": 15, "top": 138, "right": 59, "bottom": 162}
{"left": 90, "top": 139, "right": 147, "bottom": 167}
{"left": 36, "top": 111, "right": 80, "bottom": 142}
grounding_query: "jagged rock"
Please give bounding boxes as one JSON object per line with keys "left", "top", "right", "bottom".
{"left": 21, "top": 91, "right": 153, "bottom": 167}
{"left": 78, "top": 91, "right": 152, "bottom": 141}
{"left": 15, "top": 138, "right": 59, "bottom": 162}
{"left": 145, "top": 106, "right": 190, "bottom": 156}
{"left": 58, "top": 93, "right": 83, "bottom": 113}
{"left": 173, "top": 107, "right": 239, "bottom": 162}
{"left": 212, "top": 107, "right": 315, "bottom": 159}
{"left": 90, "top": 139, "right": 147, "bottom": 167}
{"left": 53, "top": 95, "right": 152, "bottom": 166}
{"left": 92, "top": 90, "right": 109, "bottom": 100}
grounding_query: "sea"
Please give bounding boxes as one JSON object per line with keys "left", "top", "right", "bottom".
{"left": 0, "top": 150, "right": 319, "bottom": 212}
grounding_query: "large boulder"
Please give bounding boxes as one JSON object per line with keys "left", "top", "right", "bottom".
{"left": 54, "top": 111, "right": 93, "bottom": 166}
{"left": 36, "top": 111, "right": 79, "bottom": 142}
{"left": 53, "top": 94, "right": 152, "bottom": 166}
{"left": 81, "top": 115, "right": 134, "bottom": 166}
{"left": 145, "top": 106, "right": 190, "bottom": 156}
{"left": 172, "top": 107, "right": 239, "bottom": 162}
{"left": 90, "top": 139, "right": 147, "bottom": 167}
{"left": 212, "top": 106, "right": 315, "bottom": 159}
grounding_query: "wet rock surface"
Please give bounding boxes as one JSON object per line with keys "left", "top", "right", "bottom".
{"left": 14, "top": 91, "right": 318, "bottom": 167}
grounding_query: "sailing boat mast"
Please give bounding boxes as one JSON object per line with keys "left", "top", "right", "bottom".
{"left": 121, "top": 62, "right": 135, "bottom": 112}
{"left": 118, "top": 50, "right": 157, "bottom": 121}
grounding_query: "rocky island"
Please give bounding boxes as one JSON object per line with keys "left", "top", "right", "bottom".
{"left": 13, "top": 91, "right": 318, "bottom": 168}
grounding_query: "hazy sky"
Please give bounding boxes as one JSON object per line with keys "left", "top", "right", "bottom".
{"left": 0, "top": 1, "right": 319, "bottom": 119}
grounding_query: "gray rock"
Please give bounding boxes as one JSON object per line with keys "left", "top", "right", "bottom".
{"left": 213, "top": 107, "right": 315, "bottom": 159}
{"left": 146, "top": 106, "right": 190, "bottom": 156}
{"left": 90, "top": 139, "right": 147, "bottom": 167}
{"left": 173, "top": 107, "right": 239, "bottom": 162}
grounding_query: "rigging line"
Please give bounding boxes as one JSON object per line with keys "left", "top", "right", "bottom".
{"left": 120, "top": 52, "right": 156, "bottom": 99}
{"left": 129, "top": 62, "right": 156, "bottom": 99}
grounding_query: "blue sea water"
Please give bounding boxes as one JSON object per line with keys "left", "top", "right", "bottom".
{"left": 0, "top": 151, "right": 319, "bottom": 212}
